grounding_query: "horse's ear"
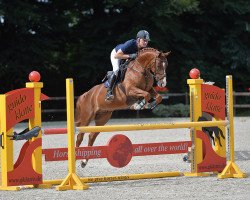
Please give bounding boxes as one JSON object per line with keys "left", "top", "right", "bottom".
{"left": 164, "top": 51, "right": 171, "bottom": 57}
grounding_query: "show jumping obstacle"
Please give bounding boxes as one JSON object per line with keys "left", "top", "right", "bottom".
{"left": 0, "top": 80, "right": 48, "bottom": 190}
{"left": 0, "top": 72, "right": 246, "bottom": 191}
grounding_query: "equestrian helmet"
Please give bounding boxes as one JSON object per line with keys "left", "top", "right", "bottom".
{"left": 136, "top": 30, "right": 150, "bottom": 41}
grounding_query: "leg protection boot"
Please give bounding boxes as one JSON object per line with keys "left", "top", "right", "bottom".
{"left": 105, "top": 73, "right": 117, "bottom": 101}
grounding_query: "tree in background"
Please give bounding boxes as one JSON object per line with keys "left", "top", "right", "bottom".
{"left": 0, "top": 0, "right": 249, "bottom": 96}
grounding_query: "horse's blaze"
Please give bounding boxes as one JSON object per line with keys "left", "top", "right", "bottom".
{"left": 157, "top": 77, "right": 167, "bottom": 87}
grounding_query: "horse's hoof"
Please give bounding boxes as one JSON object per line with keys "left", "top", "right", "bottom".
{"left": 183, "top": 155, "right": 188, "bottom": 162}
{"left": 80, "top": 161, "right": 87, "bottom": 168}
{"left": 183, "top": 155, "right": 191, "bottom": 163}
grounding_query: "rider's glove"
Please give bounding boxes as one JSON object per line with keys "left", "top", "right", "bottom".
{"left": 129, "top": 53, "right": 137, "bottom": 59}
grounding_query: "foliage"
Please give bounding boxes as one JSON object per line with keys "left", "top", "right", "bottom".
{"left": 0, "top": 0, "right": 249, "bottom": 96}
{"left": 152, "top": 103, "right": 190, "bottom": 117}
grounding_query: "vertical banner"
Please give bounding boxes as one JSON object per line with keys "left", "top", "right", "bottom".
{"left": 5, "top": 88, "right": 34, "bottom": 131}
{"left": 201, "top": 84, "right": 225, "bottom": 119}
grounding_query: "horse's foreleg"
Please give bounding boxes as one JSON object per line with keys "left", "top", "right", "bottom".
{"left": 146, "top": 88, "right": 163, "bottom": 109}
{"left": 155, "top": 93, "right": 163, "bottom": 104}
{"left": 127, "top": 87, "right": 151, "bottom": 110}
{"left": 149, "top": 87, "right": 162, "bottom": 103}
{"left": 127, "top": 87, "right": 151, "bottom": 101}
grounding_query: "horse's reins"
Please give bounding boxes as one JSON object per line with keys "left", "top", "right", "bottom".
{"left": 152, "top": 57, "right": 167, "bottom": 81}
{"left": 129, "top": 56, "right": 166, "bottom": 82}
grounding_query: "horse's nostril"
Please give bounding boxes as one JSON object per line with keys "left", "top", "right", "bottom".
{"left": 157, "top": 79, "right": 166, "bottom": 87}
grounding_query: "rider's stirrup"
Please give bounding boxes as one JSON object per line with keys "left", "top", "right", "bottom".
{"left": 105, "top": 90, "right": 114, "bottom": 101}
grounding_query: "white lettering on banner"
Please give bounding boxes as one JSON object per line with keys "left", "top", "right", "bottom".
{"left": 75, "top": 149, "right": 101, "bottom": 158}
{"left": 134, "top": 142, "right": 189, "bottom": 154}
{"left": 143, "top": 146, "right": 158, "bottom": 152}
{"left": 52, "top": 149, "right": 102, "bottom": 159}
{"left": 169, "top": 143, "right": 188, "bottom": 151}
{"left": 53, "top": 150, "right": 68, "bottom": 158}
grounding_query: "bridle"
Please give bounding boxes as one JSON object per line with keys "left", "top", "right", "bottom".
{"left": 130, "top": 53, "right": 167, "bottom": 82}
{"left": 147, "top": 56, "right": 167, "bottom": 81}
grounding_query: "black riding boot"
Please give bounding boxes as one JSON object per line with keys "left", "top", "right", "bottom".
{"left": 105, "top": 73, "right": 117, "bottom": 101}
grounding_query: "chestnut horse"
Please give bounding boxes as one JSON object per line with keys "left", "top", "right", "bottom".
{"left": 75, "top": 48, "right": 170, "bottom": 167}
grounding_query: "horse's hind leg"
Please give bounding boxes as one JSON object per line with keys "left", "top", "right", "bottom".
{"left": 81, "top": 111, "right": 113, "bottom": 168}
{"left": 76, "top": 133, "right": 84, "bottom": 147}
{"left": 75, "top": 104, "right": 93, "bottom": 147}
{"left": 89, "top": 111, "right": 113, "bottom": 146}
{"left": 75, "top": 115, "right": 92, "bottom": 168}
{"left": 76, "top": 119, "right": 91, "bottom": 148}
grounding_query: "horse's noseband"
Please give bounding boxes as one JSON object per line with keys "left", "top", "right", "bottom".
{"left": 149, "top": 57, "right": 167, "bottom": 81}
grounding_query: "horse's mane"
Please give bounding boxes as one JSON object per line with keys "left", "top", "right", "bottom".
{"left": 138, "top": 47, "right": 159, "bottom": 55}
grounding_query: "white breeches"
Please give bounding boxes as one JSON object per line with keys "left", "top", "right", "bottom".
{"left": 110, "top": 48, "right": 119, "bottom": 75}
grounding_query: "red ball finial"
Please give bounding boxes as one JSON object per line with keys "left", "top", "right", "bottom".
{"left": 189, "top": 68, "right": 200, "bottom": 79}
{"left": 29, "top": 71, "right": 41, "bottom": 82}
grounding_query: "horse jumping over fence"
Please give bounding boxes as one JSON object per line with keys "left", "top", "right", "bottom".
{"left": 75, "top": 48, "right": 170, "bottom": 167}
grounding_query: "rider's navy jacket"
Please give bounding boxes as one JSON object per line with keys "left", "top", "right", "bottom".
{"left": 115, "top": 39, "right": 138, "bottom": 54}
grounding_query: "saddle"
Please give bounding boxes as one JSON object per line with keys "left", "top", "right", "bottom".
{"left": 103, "top": 59, "right": 131, "bottom": 88}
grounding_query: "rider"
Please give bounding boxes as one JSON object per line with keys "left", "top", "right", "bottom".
{"left": 105, "top": 30, "right": 151, "bottom": 101}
